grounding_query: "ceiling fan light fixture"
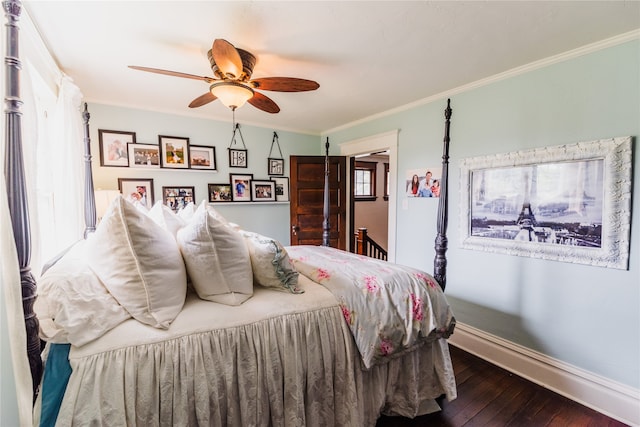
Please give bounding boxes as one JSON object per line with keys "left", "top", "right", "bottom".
{"left": 210, "top": 81, "right": 254, "bottom": 110}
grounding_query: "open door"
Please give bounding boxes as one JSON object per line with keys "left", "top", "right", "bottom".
{"left": 290, "top": 155, "right": 346, "bottom": 249}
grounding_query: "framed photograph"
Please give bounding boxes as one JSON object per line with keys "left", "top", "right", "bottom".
{"left": 271, "top": 177, "right": 289, "bottom": 202}
{"left": 118, "top": 178, "right": 154, "bottom": 209}
{"left": 162, "top": 186, "right": 195, "bottom": 212}
{"left": 128, "top": 143, "right": 160, "bottom": 168}
{"left": 405, "top": 167, "right": 442, "bottom": 198}
{"left": 228, "top": 148, "right": 248, "bottom": 168}
{"left": 229, "top": 173, "right": 253, "bottom": 202}
{"left": 251, "top": 180, "right": 276, "bottom": 202}
{"left": 459, "top": 136, "right": 632, "bottom": 270}
{"left": 159, "top": 135, "right": 190, "bottom": 169}
{"left": 208, "top": 183, "right": 232, "bottom": 202}
{"left": 190, "top": 145, "right": 216, "bottom": 170}
{"left": 268, "top": 158, "right": 284, "bottom": 176}
{"left": 99, "top": 129, "right": 135, "bottom": 167}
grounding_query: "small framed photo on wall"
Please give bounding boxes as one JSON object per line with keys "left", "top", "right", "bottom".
{"left": 162, "top": 186, "right": 195, "bottom": 212}
{"left": 208, "top": 183, "right": 233, "bottom": 202}
{"left": 159, "top": 135, "right": 190, "bottom": 169}
{"left": 268, "top": 158, "right": 284, "bottom": 176}
{"left": 118, "top": 178, "right": 154, "bottom": 209}
{"left": 271, "top": 177, "right": 289, "bottom": 202}
{"left": 230, "top": 173, "right": 253, "bottom": 202}
{"left": 128, "top": 143, "right": 160, "bottom": 168}
{"left": 99, "top": 129, "right": 135, "bottom": 167}
{"left": 251, "top": 180, "right": 276, "bottom": 202}
{"left": 189, "top": 145, "right": 216, "bottom": 170}
{"left": 228, "top": 148, "right": 248, "bottom": 168}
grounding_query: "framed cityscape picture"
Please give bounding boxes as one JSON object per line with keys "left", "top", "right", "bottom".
{"left": 459, "top": 136, "right": 632, "bottom": 270}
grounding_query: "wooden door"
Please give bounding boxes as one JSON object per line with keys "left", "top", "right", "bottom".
{"left": 290, "top": 155, "right": 346, "bottom": 249}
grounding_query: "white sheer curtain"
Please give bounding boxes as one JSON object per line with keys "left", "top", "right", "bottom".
{"left": 0, "top": 7, "right": 85, "bottom": 425}
{"left": 22, "top": 56, "right": 85, "bottom": 276}
{"left": 0, "top": 174, "right": 33, "bottom": 427}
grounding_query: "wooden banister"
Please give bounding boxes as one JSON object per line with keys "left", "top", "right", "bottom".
{"left": 355, "top": 228, "right": 388, "bottom": 261}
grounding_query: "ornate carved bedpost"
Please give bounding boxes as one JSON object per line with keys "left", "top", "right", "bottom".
{"left": 434, "top": 99, "right": 452, "bottom": 291}
{"left": 3, "top": 0, "right": 43, "bottom": 400}
{"left": 82, "top": 103, "right": 97, "bottom": 237}
{"left": 322, "top": 137, "right": 330, "bottom": 246}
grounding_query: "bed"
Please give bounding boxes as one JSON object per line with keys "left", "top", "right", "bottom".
{"left": 4, "top": 1, "right": 456, "bottom": 425}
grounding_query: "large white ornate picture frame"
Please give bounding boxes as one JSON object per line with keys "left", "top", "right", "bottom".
{"left": 459, "top": 136, "right": 632, "bottom": 269}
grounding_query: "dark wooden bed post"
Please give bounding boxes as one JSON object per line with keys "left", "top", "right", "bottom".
{"left": 322, "top": 137, "right": 330, "bottom": 247}
{"left": 3, "top": 0, "right": 43, "bottom": 400}
{"left": 434, "top": 99, "right": 452, "bottom": 291}
{"left": 82, "top": 103, "right": 97, "bottom": 237}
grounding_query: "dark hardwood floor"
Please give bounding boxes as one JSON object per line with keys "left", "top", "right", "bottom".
{"left": 376, "top": 345, "right": 628, "bottom": 427}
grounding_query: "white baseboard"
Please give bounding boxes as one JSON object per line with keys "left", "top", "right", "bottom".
{"left": 448, "top": 322, "right": 640, "bottom": 426}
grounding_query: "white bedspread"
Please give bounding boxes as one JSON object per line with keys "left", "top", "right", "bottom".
{"left": 52, "top": 275, "right": 456, "bottom": 426}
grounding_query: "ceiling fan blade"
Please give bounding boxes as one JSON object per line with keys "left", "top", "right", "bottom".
{"left": 250, "top": 77, "right": 319, "bottom": 92}
{"left": 212, "top": 39, "right": 243, "bottom": 79}
{"left": 188, "top": 92, "right": 217, "bottom": 108}
{"left": 248, "top": 92, "right": 280, "bottom": 114}
{"left": 128, "top": 66, "right": 215, "bottom": 83}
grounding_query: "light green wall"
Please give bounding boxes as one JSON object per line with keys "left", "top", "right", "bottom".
{"left": 324, "top": 40, "right": 640, "bottom": 389}
{"left": 88, "top": 103, "right": 320, "bottom": 244}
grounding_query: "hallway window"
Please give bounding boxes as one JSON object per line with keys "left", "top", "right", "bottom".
{"left": 355, "top": 161, "right": 376, "bottom": 201}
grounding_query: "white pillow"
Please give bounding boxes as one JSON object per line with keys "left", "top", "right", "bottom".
{"left": 86, "top": 196, "right": 187, "bottom": 328}
{"left": 176, "top": 201, "right": 196, "bottom": 222}
{"left": 35, "top": 239, "right": 131, "bottom": 346}
{"left": 239, "top": 230, "right": 303, "bottom": 294}
{"left": 176, "top": 202, "right": 253, "bottom": 305}
{"left": 147, "top": 201, "right": 186, "bottom": 237}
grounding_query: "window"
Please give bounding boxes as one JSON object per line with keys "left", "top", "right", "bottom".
{"left": 384, "top": 162, "right": 389, "bottom": 201}
{"left": 354, "top": 161, "right": 376, "bottom": 201}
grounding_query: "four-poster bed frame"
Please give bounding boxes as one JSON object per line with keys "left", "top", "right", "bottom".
{"left": 4, "top": 0, "right": 452, "bottom": 414}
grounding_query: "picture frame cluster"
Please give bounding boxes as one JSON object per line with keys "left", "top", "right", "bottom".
{"left": 213, "top": 174, "right": 289, "bottom": 203}
{"left": 102, "top": 128, "right": 291, "bottom": 210}
{"left": 99, "top": 130, "right": 217, "bottom": 171}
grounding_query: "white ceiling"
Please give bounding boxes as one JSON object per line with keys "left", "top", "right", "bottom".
{"left": 23, "top": 1, "right": 640, "bottom": 135}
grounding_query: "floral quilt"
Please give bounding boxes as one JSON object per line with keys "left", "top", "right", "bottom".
{"left": 286, "top": 245, "right": 455, "bottom": 369}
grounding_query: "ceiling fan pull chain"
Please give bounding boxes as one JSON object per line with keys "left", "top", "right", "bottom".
{"left": 268, "top": 132, "right": 283, "bottom": 159}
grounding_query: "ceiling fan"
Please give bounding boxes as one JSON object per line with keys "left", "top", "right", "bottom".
{"left": 129, "top": 39, "right": 319, "bottom": 113}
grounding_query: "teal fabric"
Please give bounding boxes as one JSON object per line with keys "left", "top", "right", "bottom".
{"left": 40, "top": 343, "right": 72, "bottom": 427}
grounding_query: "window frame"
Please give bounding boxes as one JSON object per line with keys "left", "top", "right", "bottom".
{"left": 354, "top": 160, "right": 377, "bottom": 201}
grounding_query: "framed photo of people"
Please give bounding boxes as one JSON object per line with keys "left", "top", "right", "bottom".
{"left": 208, "top": 183, "right": 233, "bottom": 202}
{"left": 251, "top": 180, "right": 276, "bottom": 202}
{"left": 159, "top": 135, "right": 190, "bottom": 169}
{"left": 118, "top": 178, "right": 154, "bottom": 209}
{"left": 230, "top": 173, "right": 252, "bottom": 202}
{"left": 99, "top": 129, "right": 135, "bottom": 167}
{"left": 128, "top": 143, "right": 160, "bottom": 168}
{"left": 162, "top": 186, "right": 195, "bottom": 212}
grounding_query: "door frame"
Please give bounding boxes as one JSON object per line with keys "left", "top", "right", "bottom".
{"left": 339, "top": 130, "right": 398, "bottom": 262}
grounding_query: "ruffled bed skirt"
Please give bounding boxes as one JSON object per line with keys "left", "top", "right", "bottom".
{"left": 51, "top": 282, "right": 456, "bottom": 426}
